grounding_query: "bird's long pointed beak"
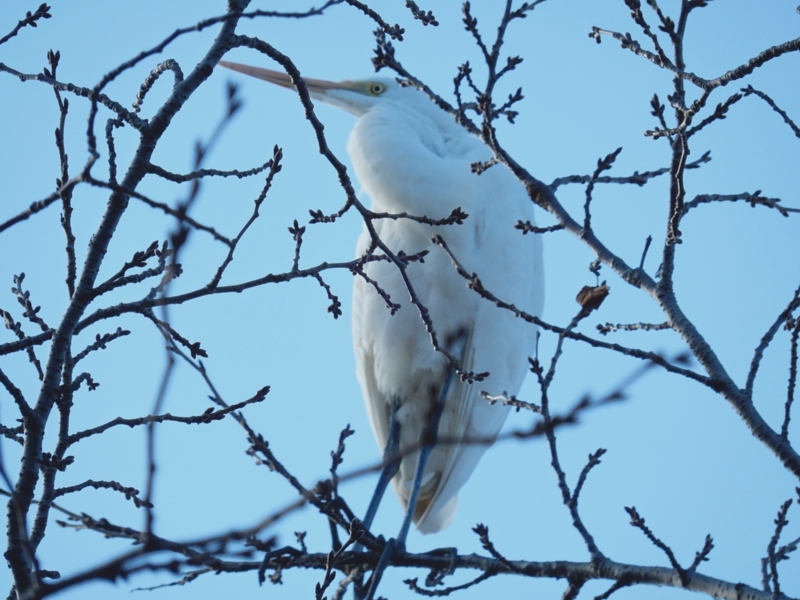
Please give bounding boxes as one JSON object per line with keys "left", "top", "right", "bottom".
{"left": 218, "top": 60, "right": 343, "bottom": 93}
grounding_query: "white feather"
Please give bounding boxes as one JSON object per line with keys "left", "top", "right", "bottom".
{"left": 348, "top": 80, "right": 543, "bottom": 532}
{"left": 219, "top": 62, "right": 543, "bottom": 533}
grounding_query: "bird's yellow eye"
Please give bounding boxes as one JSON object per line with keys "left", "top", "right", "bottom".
{"left": 368, "top": 82, "right": 386, "bottom": 96}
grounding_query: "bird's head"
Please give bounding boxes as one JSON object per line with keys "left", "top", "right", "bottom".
{"left": 218, "top": 60, "right": 398, "bottom": 117}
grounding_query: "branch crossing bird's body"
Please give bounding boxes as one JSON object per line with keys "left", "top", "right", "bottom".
{"left": 219, "top": 61, "right": 543, "bottom": 534}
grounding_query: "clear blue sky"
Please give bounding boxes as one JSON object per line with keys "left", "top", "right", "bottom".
{"left": 1, "top": 1, "right": 798, "bottom": 599}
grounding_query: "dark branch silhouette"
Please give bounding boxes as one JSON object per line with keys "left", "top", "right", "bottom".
{"left": 1, "top": 1, "right": 798, "bottom": 599}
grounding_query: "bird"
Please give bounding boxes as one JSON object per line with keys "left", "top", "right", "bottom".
{"left": 219, "top": 60, "right": 544, "bottom": 537}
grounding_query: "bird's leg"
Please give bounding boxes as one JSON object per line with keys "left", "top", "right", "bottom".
{"left": 361, "top": 404, "right": 402, "bottom": 532}
{"left": 353, "top": 405, "right": 401, "bottom": 600}
{"left": 395, "top": 367, "right": 455, "bottom": 546}
{"left": 362, "top": 536, "right": 399, "bottom": 600}
{"left": 364, "top": 338, "right": 466, "bottom": 600}
{"left": 421, "top": 546, "right": 458, "bottom": 584}
{"left": 362, "top": 370, "right": 455, "bottom": 600}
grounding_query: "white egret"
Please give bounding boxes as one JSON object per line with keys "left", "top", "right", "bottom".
{"left": 219, "top": 61, "right": 543, "bottom": 539}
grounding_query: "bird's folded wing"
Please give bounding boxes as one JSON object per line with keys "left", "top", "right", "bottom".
{"left": 358, "top": 349, "right": 392, "bottom": 461}
{"left": 414, "top": 327, "right": 492, "bottom": 533}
